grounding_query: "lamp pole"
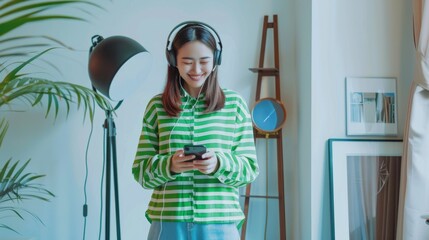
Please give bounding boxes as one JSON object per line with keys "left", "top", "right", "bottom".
{"left": 103, "top": 108, "right": 121, "bottom": 240}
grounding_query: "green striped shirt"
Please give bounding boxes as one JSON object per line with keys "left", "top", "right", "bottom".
{"left": 133, "top": 88, "right": 259, "bottom": 226}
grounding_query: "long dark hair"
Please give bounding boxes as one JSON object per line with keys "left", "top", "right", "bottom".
{"left": 162, "top": 23, "right": 225, "bottom": 117}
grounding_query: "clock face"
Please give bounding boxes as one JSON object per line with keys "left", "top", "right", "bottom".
{"left": 251, "top": 98, "right": 286, "bottom": 133}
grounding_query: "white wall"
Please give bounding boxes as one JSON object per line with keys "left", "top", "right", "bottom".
{"left": 0, "top": 0, "right": 301, "bottom": 240}
{"left": 311, "top": 0, "right": 414, "bottom": 239}
{"left": 296, "top": 0, "right": 312, "bottom": 239}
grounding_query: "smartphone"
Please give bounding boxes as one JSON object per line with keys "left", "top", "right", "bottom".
{"left": 184, "top": 145, "right": 207, "bottom": 160}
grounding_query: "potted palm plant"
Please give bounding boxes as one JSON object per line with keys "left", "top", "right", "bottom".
{"left": 0, "top": 0, "right": 111, "bottom": 233}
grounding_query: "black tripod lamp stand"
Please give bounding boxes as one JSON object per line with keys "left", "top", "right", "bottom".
{"left": 88, "top": 35, "right": 151, "bottom": 240}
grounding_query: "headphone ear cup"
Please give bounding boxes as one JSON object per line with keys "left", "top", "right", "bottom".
{"left": 166, "top": 49, "right": 176, "bottom": 67}
{"left": 213, "top": 49, "right": 221, "bottom": 66}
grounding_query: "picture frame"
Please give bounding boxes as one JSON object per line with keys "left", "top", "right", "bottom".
{"left": 328, "top": 138, "right": 403, "bottom": 240}
{"left": 345, "top": 77, "right": 398, "bottom": 136}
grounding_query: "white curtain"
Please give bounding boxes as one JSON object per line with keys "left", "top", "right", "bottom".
{"left": 348, "top": 156, "right": 377, "bottom": 240}
{"left": 397, "top": 0, "right": 429, "bottom": 239}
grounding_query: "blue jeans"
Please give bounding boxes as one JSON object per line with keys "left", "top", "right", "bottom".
{"left": 147, "top": 221, "right": 240, "bottom": 240}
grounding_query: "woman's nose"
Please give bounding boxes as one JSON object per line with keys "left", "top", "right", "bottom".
{"left": 191, "top": 62, "right": 201, "bottom": 72}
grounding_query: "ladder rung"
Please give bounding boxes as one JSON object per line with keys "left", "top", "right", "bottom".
{"left": 240, "top": 194, "right": 279, "bottom": 199}
{"left": 249, "top": 67, "right": 279, "bottom": 76}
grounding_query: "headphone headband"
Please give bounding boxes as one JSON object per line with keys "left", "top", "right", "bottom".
{"left": 165, "top": 21, "right": 223, "bottom": 67}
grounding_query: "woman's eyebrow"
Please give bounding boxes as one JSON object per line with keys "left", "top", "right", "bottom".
{"left": 181, "top": 56, "right": 212, "bottom": 60}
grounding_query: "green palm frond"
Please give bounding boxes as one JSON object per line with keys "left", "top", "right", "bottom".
{"left": 0, "top": 35, "right": 76, "bottom": 62}
{"left": 0, "top": 205, "right": 45, "bottom": 233}
{"left": 0, "top": 48, "right": 112, "bottom": 121}
{"left": 0, "top": 159, "right": 54, "bottom": 202}
{"left": 0, "top": 0, "right": 104, "bottom": 64}
{"left": 0, "top": 0, "right": 111, "bottom": 120}
{"left": 0, "top": 118, "right": 8, "bottom": 148}
{"left": 1, "top": 76, "right": 112, "bottom": 121}
{"left": 0, "top": 158, "right": 54, "bottom": 233}
{"left": 0, "top": 0, "right": 103, "bottom": 37}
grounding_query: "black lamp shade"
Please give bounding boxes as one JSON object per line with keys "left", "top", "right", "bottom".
{"left": 88, "top": 36, "right": 151, "bottom": 101}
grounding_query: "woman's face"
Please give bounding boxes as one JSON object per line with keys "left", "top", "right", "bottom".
{"left": 176, "top": 40, "right": 214, "bottom": 97}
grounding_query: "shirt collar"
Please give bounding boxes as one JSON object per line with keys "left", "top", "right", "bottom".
{"left": 180, "top": 87, "right": 206, "bottom": 100}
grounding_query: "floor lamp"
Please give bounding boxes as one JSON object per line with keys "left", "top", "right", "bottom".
{"left": 88, "top": 35, "right": 151, "bottom": 240}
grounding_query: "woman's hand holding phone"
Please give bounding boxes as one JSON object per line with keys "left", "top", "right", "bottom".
{"left": 193, "top": 150, "right": 219, "bottom": 174}
{"left": 170, "top": 145, "right": 218, "bottom": 174}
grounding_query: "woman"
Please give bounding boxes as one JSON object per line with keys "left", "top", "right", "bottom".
{"left": 132, "top": 21, "right": 259, "bottom": 240}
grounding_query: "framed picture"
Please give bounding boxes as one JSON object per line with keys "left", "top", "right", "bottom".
{"left": 346, "top": 77, "right": 398, "bottom": 136}
{"left": 328, "top": 138, "right": 403, "bottom": 240}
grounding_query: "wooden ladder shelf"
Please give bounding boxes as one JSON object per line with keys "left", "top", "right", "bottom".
{"left": 241, "top": 14, "right": 286, "bottom": 240}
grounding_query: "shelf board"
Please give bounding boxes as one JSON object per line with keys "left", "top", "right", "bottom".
{"left": 253, "top": 129, "right": 282, "bottom": 139}
{"left": 249, "top": 67, "right": 279, "bottom": 76}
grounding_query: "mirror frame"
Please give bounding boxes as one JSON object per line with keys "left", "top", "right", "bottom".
{"left": 328, "top": 138, "right": 403, "bottom": 240}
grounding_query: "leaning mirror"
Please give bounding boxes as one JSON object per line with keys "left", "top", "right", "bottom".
{"left": 328, "top": 139, "right": 403, "bottom": 240}
{"left": 251, "top": 98, "right": 286, "bottom": 134}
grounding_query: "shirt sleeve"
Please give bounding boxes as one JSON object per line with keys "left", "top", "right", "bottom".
{"left": 132, "top": 97, "right": 176, "bottom": 189}
{"left": 212, "top": 95, "right": 259, "bottom": 187}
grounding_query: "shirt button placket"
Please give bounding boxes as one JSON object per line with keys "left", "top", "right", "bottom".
{"left": 191, "top": 102, "right": 195, "bottom": 142}
{"left": 190, "top": 173, "right": 195, "bottom": 222}
{"left": 189, "top": 98, "right": 197, "bottom": 222}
